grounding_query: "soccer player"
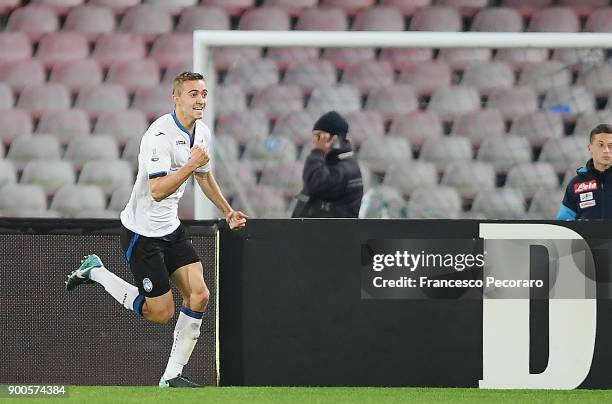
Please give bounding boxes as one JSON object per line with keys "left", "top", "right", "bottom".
{"left": 65, "top": 72, "right": 247, "bottom": 388}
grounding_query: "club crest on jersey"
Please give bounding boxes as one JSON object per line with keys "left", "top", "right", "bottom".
{"left": 574, "top": 180, "right": 597, "bottom": 193}
{"left": 143, "top": 278, "right": 153, "bottom": 293}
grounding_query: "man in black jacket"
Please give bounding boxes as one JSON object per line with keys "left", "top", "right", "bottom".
{"left": 557, "top": 123, "right": 612, "bottom": 220}
{"left": 292, "top": 111, "right": 363, "bottom": 218}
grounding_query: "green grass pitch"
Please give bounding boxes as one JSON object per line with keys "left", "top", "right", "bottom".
{"left": 16, "top": 386, "right": 612, "bottom": 404}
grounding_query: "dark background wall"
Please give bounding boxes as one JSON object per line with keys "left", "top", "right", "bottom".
{"left": 0, "top": 219, "right": 218, "bottom": 386}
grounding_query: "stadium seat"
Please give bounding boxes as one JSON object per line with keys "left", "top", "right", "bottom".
{"left": 487, "top": 87, "right": 538, "bottom": 121}
{"left": 341, "top": 61, "right": 395, "bottom": 95}
{"left": 509, "top": 111, "right": 564, "bottom": 147}
{"left": 0, "top": 160, "right": 17, "bottom": 188}
{"left": 0, "top": 84, "right": 14, "bottom": 110}
{"left": 225, "top": 59, "right": 279, "bottom": 94}
{"left": 0, "top": 0, "right": 19, "bottom": 15}
{"left": 214, "top": 159, "right": 257, "bottom": 199}
{"left": 306, "top": 85, "right": 362, "bottom": 116}
{"left": 263, "top": 0, "right": 318, "bottom": 16}
{"left": 0, "top": 109, "right": 32, "bottom": 145}
{"left": 409, "top": 6, "right": 462, "bottom": 31}
{"left": 501, "top": 0, "right": 553, "bottom": 15}
{"left": 552, "top": 48, "right": 605, "bottom": 71}
{"left": 212, "top": 47, "right": 262, "bottom": 72}
{"left": 352, "top": 6, "right": 405, "bottom": 30}
{"left": 359, "top": 185, "right": 408, "bottom": 218}
{"left": 364, "top": 85, "right": 418, "bottom": 119}
{"left": 49, "top": 60, "right": 103, "bottom": 94}
{"left": 383, "top": 161, "right": 438, "bottom": 197}
{"left": 0, "top": 184, "right": 47, "bottom": 216}
{"left": 239, "top": 6, "right": 290, "bottom": 30}
{"left": 378, "top": 48, "right": 433, "bottom": 70}
{"left": 65, "top": 135, "right": 119, "bottom": 169}
{"left": 398, "top": 61, "right": 452, "bottom": 96}
{"left": 419, "top": 136, "right": 472, "bottom": 172}
{"left": 494, "top": 48, "right": 549, "bottom": 71}
{"left": 216, "top": 109, "right": 270, "bottom": 146}
{"left": 121, "top": 136, "right": 140, "bottom": 169}
{"left": 0, "top": 60, "right": 45, "bottom": 93}
{"left": 0, "top": 33, "right": 32, "bottom": 64}
{"left": 471, "top": 7, "right": 523, "bottom": 32}
{"left": 388, "top": 111, "right": 442, "bottom": 149}
{"left": 472, "top": 188, "right": 525, "bottom": 220}
{"left": 408, "top": 186, "right": 462, "bottom": 219}
{"left": 176, "top": 6, "right": 230, "bottom": 32}
{"left": 560, "top": 0, "right": 608, "bottom": 17}
{"left": 437, "top": 48, "right": 492, "bottom": 71}
{"left": 150, "top": 33, "right": 192, "bottom": 69}
{"left": 132, "top": 86, "right": 173, "bottom": 120}
{"left": 37, "top": 109, "right": 91, "bottom": 145}
{"left": 461, "top": 61, "right": 514, "bottom": 96}
{"left": 63, "top": 5, "right": 116, "bottom": 41}
{"left": 214, "top": 85, "right": 247, "bottom": 120}
{"left": 270, "top": 110, "right": 318, "bottom": 147}
{"left": 539, "top": 136, "right": 590, "bottom": 174}
{"left": 200, "top": 0, "right": 255, "bottom": 17}
{"left": 574, "top": 110, "right": 612, "bottom": 136}
{"left": 161, "top": 61, "right": 192, "bottom": 85}
{"left": 36, "top": 32, "right": 89, "bottom": 68}
{"left": 585, "top": 7, "right": 612, "bottom": 32}
{"left": 93, "top": 33, "right": 146, "bottom": 68}
{"left": 50, "top": 184, "right": 106, "bottom": 218}
{"left": 88, "top": 0, "right": 139, "bottom": 14}
{"left": 75, "top": 84, "right": 129, "bottom": 118}
{"left": 251, "top": 85, "right": 304, "bottom": 120}
{"left": 240, "top": 185, "right": 288, "bottom": 218}
{"left": 243, "top": 136, "right": 297, "bottom": 168}
{"left": 7, "top": 134, "right": 62, "bottom": 169}
{"left": 528, "top": 188, "right": 564, "bottom": 220}
{"left": 441, "top": 161, "right": 495, "bottom": 199}
{"left": 439, "top": 0, "right": 488, "bottom": 17}
{"left": 427, "top": 86, "right": 481, "bottom": 122}
{"left": 94, "top": 109, "right": 147, "bottom": 146}
{"left": 577, "top": 64, "right": 612, "bottom": 97}
{"left": 283, "top": 60, "right": 337, "bottom": 92}
{"left": 452, "top": 109, "right": 505, "bottom": 147}
{"left": 6, "top": 5, "right": 59, "bottom": 40}
{"left": 322, "top": 0, "right": 374, "bottom": 16}
{"left": 107, "top": 59, "right": 161, "bottom": 93}
{"left": 267, "top": 48, "right": 320, "bottom": 71}
{"left": 295, "top": 7, "right": 348, "bottom": 31}
{"left": 543, "top": 86, "right": 595, "bottom": 122}
{"left": 528, "top": 7, "right": 579, "bottom": 32}
{"left": 17, "top": 83, "right": 71, "bottom": 119}
{"left": 143, "top": 0, "right": 198, "bottom": 15}
{"left": 358, "top": 136, "right": 412, "bottom": 173}
{"left": 108, "top": 184, "right": 132, "bottom": 212}
{"left": 78, "top": 160, "right": 134, "bottom": 195}
{"left": 505, "top": 162, "right": 559, "bottom": 198}
{"left": 119, "top": 4, "right": 173, "bottom": 41}
{"left": 259, "top": 161, "right": 303, "bottom": 197}
{"left": 21, "top": 159, "right": 76, "bottom": 195}
{"left": 343, "top": 111, "right": 385, "bottom": 147}
{"left": 518, "top": 61, "right": 572, "bottom": 95}
{"left": 379, "top": 0, "right": 431, "bottom": 16}
{"left": 476, "top": 134, "right": 531, "bottom": 173}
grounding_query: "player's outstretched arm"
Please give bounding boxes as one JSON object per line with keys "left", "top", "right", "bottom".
{"left": 194, "top": 171, "right": 247, "bottom": 230}
{"left": 150, "top": 144, "right": 209, "bottom": 202}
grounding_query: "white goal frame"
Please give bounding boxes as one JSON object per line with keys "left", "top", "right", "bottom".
{"left": 193, "top": 30, "right": 612, "bottom": 220}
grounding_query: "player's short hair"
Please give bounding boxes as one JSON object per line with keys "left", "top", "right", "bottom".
{"left": 589, "top": 124, "right": 612, "bottom": 143}
{"left": 172, "top": 71, "right": 205, "bottom": 96}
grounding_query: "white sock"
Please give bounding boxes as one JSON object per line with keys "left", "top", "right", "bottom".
{"left": 162, "top": 307, "right": 203, "bottom": 380}
{"left": 90, "top": 265, "right": 142, "bottom": 313}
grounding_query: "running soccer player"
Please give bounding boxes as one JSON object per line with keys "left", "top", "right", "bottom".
{"left": 65, "top": 72, "right": 247, "bottom": 388}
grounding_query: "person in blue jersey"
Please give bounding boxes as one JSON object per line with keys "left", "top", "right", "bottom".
{"left": 65, "top": 72, "right": 247, "bottom": 387}
{"left": 557, "top": 123, "right": 612, "bottom": 220}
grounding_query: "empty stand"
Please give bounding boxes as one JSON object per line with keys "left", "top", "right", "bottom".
{"left": 106, "top": 59, "right": 161, "bottom": 92}
{"left": 37, "top": 109, "right": 90, "bottom": 144}
{"left": 65, "top": 135, "right": 119, "bottom": 169}
{"left": 225, "top": 59, "right": 279, "bottom": 94}
{"left": 585, "top": 7, "right": 612, "bottom": 32}
{"left": 539, "top": 135, "right": 590, "bottom": 173}
{"left": 63, "top": 4, "right": 116, "bottom": 40}
{"left": 0, "top": 109, "right": 32, "bottom": 144}
{"left": 359, "top": 185, "right": 408, "bottom": 219}
{"left": 296, "top": 7, "right": 348, "bottom": 31}
{"left": 267, "top": 47, "right": 320, "bottom": 71}
{"left": 518, "top": 61, "right": 572, "bottom": 95}
{"left": 410, "top": 6, "right": 462, "bottom": 31}
{"left": 398, "top": 61, "right": 452, "bottom": 96}
{"left": 17, "top": 83, "right": 71, "bottom": 119}
{"left": 408, "top": 186, "right": 462, "bottom": 219}
{"left": 49, "top": 59, "right": 103, "bottom": 93}
{"left": 0, "top": 32, "right": 31, "bottom": 64}
{"left": 6, "top": 5, "right": 59, "bottom": 40}
{"left": 243, "top": 135, "right": 297, "bottom": 168}
{"left": 509, "top": 111, "right": 564, "bottom": 147}
{"left": 0, "top": 184, "right": 47, "bottom": 216}
{"left": 306, "top": 85, "right": 361, "bottom": 116}
{"left": 119, "top": 4, "right": 172, "bottom": 41}
{"left": 441, "top": 161, "right": 495, "bottom": 198}
{"left": 364, "top": 85, "right": 418, "bottom": 118}
{"left": 176, "top": 6, "right": 230, "bottom": 32}
{"left": 150, "top": 33, "right": 192, "bottom": 69}
{"left": 505, "top": 162, "right": 559, "bottom": 198}
{"left": 476, "top": 134, "right": 532, "bottom": 173}
{"left": 383, "top": 161, "right": 438, "bottom": 197}
{"left": 471, "top": 7, "right": 523, "bottom": 32}
{"left": 341, "top": 60, "right": 395, "bottom": 94}
{"left": 437, "top": 48, "right": 492, "bottom": 71}
{"left": 388, "top": 111, "right": 442, "bottom": 149}
{"left": 0, "top": 160, "right": 17, "bottom": 188}
{"left": 270, "top": 110, "right": 318, "bottom": 147}
{"left": 200, "top": 0, "right": 255, "bottom": 17}
{"left": 543, "top": 86, "right": 595, "bottom": 122}
{"left": 259, "top": 161, "right": 303, "bottom": 197}
{"left": 461, "top": 61, "right": 514, "bottom": 97}
{"left": 427, "top": 86, "right": 481, "bottom": 122}
{"left": 0, "top": 60, "right": 45, "bottom": 93}
{"left": 471, "top": 188, "right": 525, "bottom": 219}
{"left": 419, "top": 136, "right": 473, "bottom": 172}
{"left": 94, "top": 109, "right": 147, "bottom": 145}
{"left": 452, "top": 109, "right": 505, "bottom": 147}
{"left": 7, "top": 134, "right": 62, "bottom": 169}
{"left": 528, "top": 7, "right": 579, "bottom": 32}
{"left": 283, "top": 60, "right": 337, "bottom": 92}
{"left": 216, "top": 109, "right": 269, "bottom": 145}
{"left": 239, "top": 6, "right": 290, "bottom": 30}
{"left": 75, "top": 84, "right": 129, "bottom": 118}
{"left": 343, "top": 111, "right": 385, "bottom": 147}
{"left": 487, "top": 87, "right": 538, "bottom": 121}
{"left": 358, "top": 136, "right": 412, "bottom": 173}
{"left": 251, "top": 85, "right": 304, "bottom": 120}
{"left": 132, "top": 86, "right": 173, "bottom": 120}
{"left": 352, "top": 6, "right": 405, "bottom": 31}
{"left": 93, "top": 33, "right": 146, "bottom": 68}
{"left": 51, "top": 184, "right": 106, "bottom": 218}
{"left": 36, "top": 32, "right": 89, "bottom": 68}
{"left": 20, "top": 159, "right": 75, "bottom": 195}
{"left": 78, "top": 159, "right": 134, "bottom": 195}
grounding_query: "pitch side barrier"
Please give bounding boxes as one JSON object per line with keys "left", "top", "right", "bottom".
{"left": 0, "top": 218, "right": 218, "bottom": 386}
{"left": 219, "top": 219, "right": 612, "bottom": 389}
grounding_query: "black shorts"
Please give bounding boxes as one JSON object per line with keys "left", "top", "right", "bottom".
{"left": 120, "top": 224, "right": 200, "bottom": 297}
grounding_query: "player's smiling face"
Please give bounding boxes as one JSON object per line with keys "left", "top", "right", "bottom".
{"left": 174, "top": 79, "right": 207, "bottom": 122}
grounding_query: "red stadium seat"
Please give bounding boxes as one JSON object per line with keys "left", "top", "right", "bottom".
{"left": 471, "top": 7, "right": 523, "bottom": 32}
{"left": 107, "top": 59, "right": 161, "bottom": 93}
{"left": 427, "top": 86, "right": 481, "bottom": 122}
{"left": 7, "top": 134, "right": 62, "bottom": 169}
{"left": 388, "top": 111, "right": 442, "bottom": 149}
{"left": 143, "top": 0, "right": 198, "bottom": 16}
{"left": 379, "top": 0, "right": 431, "bottom": 16}
{"left": 225, "top": 59, "right": 279, "bottom": 94}
{"left": 17, "top": 83, "right": 70, "bottom": 119}
{"left": 0, "top": 184, "right": 48, "bottom": 216}
{"left": 0, "top": 84, "right": 14, "bottom": 110}
{"left": 212, "top": 47, "right": 261, "bottom": 72}
{"left": 31, "top": 0, "right": 84, "bottom": 15}
{"left": 0, "top": 33, "right": 32, "bottom": 64}
{"left": 543, "top": 86, "right": 595, "bottom": 122}
{"left": 89, "top": 0, "right": 140, "bottom": 15}
{"left": 364, "top": 85, "right": 419, "bottom": 119}
{"left": 559, "top": 0, "right": 607, "bottom": 18}
{"left": 437, "top": 48, "right": 492, "bottom": 71}
{"left": 251, "top": 85, "right": 304, "bottom": 120}
{"left": 585, "top": 7, "right": 612, "bottom": 32}
{"left": 510, "top": 111, "right": 564, "bottom": 147}
{"left": 94, "top": 109, "right": 148, "bottom": 145}
{"left": 93, "top": 33, "right": 146, "bottom": 68}
{"left": 0, "top": 0, "right": 19, "bottom": 16}
{"left": 216, "top": 110, "right": 269, "bottom": 145}
{"left": 452, "top": 108, "right": 505, "bottom": 147}
{"left": 341, "top": 60, "right": 394, "bottom": 95}
{"left": 321, "top": 0, "right": 375, "bottom": 16}
{"left": 494, "top": 48, "right": 549, "bottom": 72}
{"left": 78, "top": 159, "right": 134, "bottom": 196}
{"left": 321, "top": 48, "right": 375, "bottom": 70}
{"left": 37, "top": 109, "right": 91, "bottom": 145}
{"left": 419, "top": 136, "right": 473, "bottom": 171}
{"left": 161, "top": 61, "right": 192, "bottom": 84}
{"left": 263, "top": 0, "right": 317, "bottom": 16}
{"left": 176, "top": 6, "right": 230, "bottom": 32}
{"left": 487, "top": 87, "right": 538, "bottom": 121}
{"left": 296, "top": 7, "right": 348, "bottom": 30}
{"left": 352, "top": 6, "right": 404, "bottom": 30}
{"left": 398, "top": 61, "right": 451, "bottom": 96}
{"left": 51, "top": 184, "right": 106, "bottom": 217}
{"left": 267, "top": 48, "right": 319, "bottom": 71}
{"left": 271, "top": 110, "right": 319, "bottom": 147}
{"left": 0, "top": 109, "right": 32, "bottom": 145}
{"left": 239, "top": 6, "right": 290, "bottom": 30}
{"left": 409, "top": 6, "right": 462, "bottom": 31}
{"left": 306, "top": 85, "right": 361, "bottom": 116}
{"left": 199, "top": 0, "right": 255, "bottom": 17}
{"left": 65, "top": 135, "right": 119, "bottom": 169}
{"left": 36, "top": 32, "right": 89, "bottom": 68}
{"left": 132, "top": 86, "right": 173, "bottom": 120}
{"left": 501, "top": 0, "right": 553, "bottom": 17}
{"left": 75, "top": 84, "right": 130, "bottom": 118}
{"left": 6, "top": 5, "right": 59, "bottom": 40}
{"left": 383, "top": 161, "right": 437, "bottom": 197}
{"left": 283, "top": 60, "right": 337, "bottom": 93}
{"left": 476, "top": 134, "right": 531, "bottom": 173}
{"left": 441, "top": 161, "right": 495, "bottom": 199}
{"left": 49, "top": 59, "right": 103, "bottom": 93}
{"left": 150, "top": 33, "right": 192, "bottom": 69}
{"left": 343, "top": 111, "right": 385, "bottom": 146}
{"left": 120, "top": 4, "right": 173, "bottom": 42}
{"left": 438, "top": 0, "right": 488, "bottom": 17}
{"left": 378, "top": 48, "right": 433, "bottom": 70}
{"left": 518, "top": 61, "right": 572, "bottom": 95}
{"left": 21, "top": 159, "right": 75, "bottom": 196}
{"left": 528, "top": 7, "right": 579, "bottom": 32}
{"left": 215, "top": 85, "right": 247, "bottom": 120}
{"left": 63, "top": 5, "right": 116, "bottom": 41}
{"left": 0, "top": 60, "right": 45, "bottom": 93}
{"left": 462, "top": 61, "right": 514, "bottom": 96}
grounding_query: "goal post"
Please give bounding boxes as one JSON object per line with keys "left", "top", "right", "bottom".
{"left": 192, "top": 30, "right": 612, "bottom": 220}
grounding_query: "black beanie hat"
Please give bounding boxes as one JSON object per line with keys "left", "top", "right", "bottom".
{"left": 312, "top": 111, "right": 349, "bottom": 139}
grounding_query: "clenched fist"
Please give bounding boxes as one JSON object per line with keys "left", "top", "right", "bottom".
{"left": 190, "top": 144, "right": 210, "bottom": 168}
